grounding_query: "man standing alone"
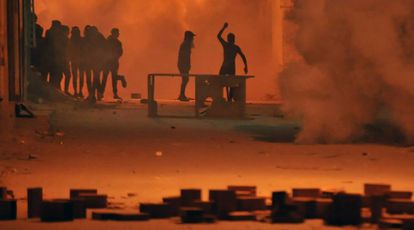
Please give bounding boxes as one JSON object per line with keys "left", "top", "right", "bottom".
{"left": 177, "top": 31, "right": 195, "bottom": 102}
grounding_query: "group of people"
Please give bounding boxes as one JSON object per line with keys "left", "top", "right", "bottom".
{"left": 177, "top": 22, "right": 248, "bottom": 102}
{"left": 31, "top": 16, "right": 125, "bottom": 101}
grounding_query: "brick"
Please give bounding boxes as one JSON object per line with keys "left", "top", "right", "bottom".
{"left": 325, "top": 193, "right": 362, "bottom": 226}
{"left": 236, "top": 197, "right": 266, "bottom": 211}
{"left": 28, "top": 187, "right": 43, "bottom": 218}
{"left": 228, "top": 186, "right": 257, "bottom": 197}
{"left": 403, "top": 219, "right": 414, "bottom": 230}
{"left": 41, "top": 200, "right": 74, "bottom": 222}
{"left": 163, "top": 196, "right": 181, "bottom": 216}
{"left": 228, "top": 211, "right": 256, "bottom": 221}
{"left": 209, "top": 190, "right": 237, "bottom": 219}
{"left": 180, "top": 189, "right": 201, "bottom": 206}
{"left": 78, "top": 193, "right": 107, "bottom": 209}
{"left": 272, "top": 191, "right": 288, "bottom": 210}
{"left": 388, "top": 191, "right": 413, "bottom": 200}
{"left": 292, "top": 188, "right": 320, "bottom": 198}
{"left": 180, "top": 207, "right": 204, "bottom": 223}
{"left": 0, "top": 187, "right": 7, "bottom": 200}
{"left": 364, "top": 183, "right": 391, "bottom": 196}
{"left": 193, "top": 201, "right": 214, "bottom": 214}
{"left": 71, "top": 198, "right": 87, "bottom": 219}
{"left": 386, "top": 199, "right": 414, "bottom": 214}
{"left": 92, "top": 211, "right": 150, "bottom": 221}
{"left": 0, "top": 199, "right": 17, "bottom": 220}
{"left": 69, "top": 189, "right": 97, "bottom": 199}
{"left": 139, "top": 203, "right": 174, "bottom": 218}
{"left": 379, "top": 218, "right": 403, "bottom": 229}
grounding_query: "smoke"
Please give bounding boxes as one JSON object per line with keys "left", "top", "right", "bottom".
{"left": 35, "top": 0, "right": 277, "bottom": 100}
{"left": 279, "top": 0, "right": 414, "bottom": 144}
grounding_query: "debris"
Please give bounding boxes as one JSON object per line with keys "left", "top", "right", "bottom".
{"left": 364, "top": 183, "right": 391, "bottom": 196}
{"left": 325, "top": 193, "right": 362, "bottom": 226}
{"left": 180, "top": 189, "right": 202, "bottom": 207}
{"left": 155, "top": 151, "right": 163, "bottom": 157}
{"left": 28, "top": 154, "right": 38, "bottom": 160}
{"left": 28, "top": 188, "right": 42, "bottom": 218}
{"left": 41, "top": 199, "right": 74, "bottom": 222}
{"left": 180, "top": 207, "right": 205, "bottom": 223}
{"left": 0, "top": 199, "right": 17, "bottom": 220}
{"left": 78, "top": 194, "right": 108, "bottom": 209}
{"left": 139, "top": 203, "right": 174, "bottom": 218}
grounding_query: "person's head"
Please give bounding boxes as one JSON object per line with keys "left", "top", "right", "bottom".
{"left": 111, "top": 28, "right": 120, "bottom": 38}
{"left": 62, "top": 25, "right": 69, "bottom": 36}
{"left": 71, "top": 26, "right": 80, "bottom": 37}
{"left": 184, "top": 31, "right": 195, "bottom": 42}
{"left": 51, "top": 20, "right": 62, "bottom": 28}
{"left": 227, "top": 33, "right": 235, "bottom": 44}
{"left": 84, "top": 25, "right": 91, "bottom": 36}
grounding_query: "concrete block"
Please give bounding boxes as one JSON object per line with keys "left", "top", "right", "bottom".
{"left": 386, "top": 199, "right": 414, "bottom": 214}
{"left": 403, "top": 219, "right": 414, "bottom": 230}
{"left": 71, "top": 198, "right": 87, "bottom": 219}
{"left": 209, "top": 190, "right": 237, "bottom": 219}
{"left": 180, "top": 207, "right": 204, "bottom": 223}
{"left": 0, "top": 187, "right": 7, "bottom": 200}
{"left": 70, "top": 189, "right": 97, "bottom": 199}
{"left": 292, "top": 188, "right": 320, "bottom": 198}
{"left": 28, "top": 187, "right": 43, "bottom": 218}
{"left": 271, "top": 205, "right": 304, "bottom": 224}
{"left": 41, "top": 200, "right": 74, "bottom": 222}
{"left": 163, "top": 196, "right": 181, "bottom": 216}
{"left": 364, "top": 183, "right": 391, "bottom": 196}
{"left": 272, "top": 191, "right": 288, "bottom": 210}
{"left": 370, "top": 195, "right": 387, "bottom": 224}
{"left": 316, "top": 198, "right": 332, "bottom": 219}
{"left": 92, "top": 211, "right": 150, "bottom": 221}
{"left": 193, "top": 201, "right": 214, "bottom": 214}
{"left": 388, "top": 191, "right": 413, "bottom": 200}
{"left": 325, "top": 193, "right": 362, "bottom": 226}
{"left": 0, "top": 199, "right": 17, "bottom": 220}
{"left": 293, "top": 198, "right": 317, "bottom": 219}
{"left": 139, "top": 203, "right": 174, "bottom": 218}
{"left": 228, "top": 186, "right": 257, "bottom": 197}
{"left": 236, "top": 197, "right": 266, "bottom": 211}
{"left": 180, "top": 189, "right": 201, "bottom": 206}
{"left": 379, "top": 218, "right": 403, "bottom": 229}
{"left": 78, "top": 193, "right": 107, "bottom": 209}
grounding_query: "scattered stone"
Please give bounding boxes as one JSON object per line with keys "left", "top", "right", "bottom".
{"left": 28, "top": 154, "right": 38, "bottom": 160}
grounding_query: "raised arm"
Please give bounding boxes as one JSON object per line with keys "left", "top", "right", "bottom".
{"left": 217, "top": 22, "right": 228, "bottom": 45}
{"left": 238, "top": 48, "right": 248, "bottom": 74}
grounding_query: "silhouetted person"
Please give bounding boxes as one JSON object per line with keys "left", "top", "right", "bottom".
{"left": 82, "top": 25, "right": 93, "bottom": 97}
{"left": 70, "top": 26, "right": 84, "bottom": 98}
{"left": 217, "top": 22, "right": 248, "bottom": 102}
{"left": 31, "top": 14, "right": 46, "bottom": 79}
{"left": 102, "top": 28, "right": 123, "bottom": 100}
{"left": 177, "top": 31, "right": 195, "bottom": 101}
{"left": 61, "top": 25, "right": 71, "bottom": 94}
{"left": 88, "top": 26, "right": 106, "bottom": 101}
{"left": 45, "top": 20, "right": 64, "bottom": 89}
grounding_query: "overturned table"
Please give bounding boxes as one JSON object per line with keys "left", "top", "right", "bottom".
{"left": 147, "top": 73, "right": 254, "bottom": 118}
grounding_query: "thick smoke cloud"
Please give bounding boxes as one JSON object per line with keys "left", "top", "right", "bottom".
{"left": 36, "top": 0, "right": 277, "bottom": 100}
{"left": 279, "top": 0, "right": 414, "bottom": 144}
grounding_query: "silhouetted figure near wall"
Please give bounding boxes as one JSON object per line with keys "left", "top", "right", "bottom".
{"left": 217, "top": 22, "right": 248, "bottom": 102}
{"left": 31, "top": 14, "right": 48, "bottom": 81}
{"left": 61, "top": 25, "right": 71, "bottom": 95}
{"left": 177, "top": 31, "right": 195, "bottom": 102}
{"left": 83, "top": 25, "right": 93, "bottom": 97}
{"left": 45, "top": 20, "right": 64, "bottom": 89}
{"left": 70, "top": 26, "right": 84, "bottom": 98}
{"left": 102, "top": 28, "right": 123, "bottom": 100}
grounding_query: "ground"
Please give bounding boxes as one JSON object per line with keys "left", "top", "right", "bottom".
{"left": 0, "top": 100, "right": 413, "bottom": 229}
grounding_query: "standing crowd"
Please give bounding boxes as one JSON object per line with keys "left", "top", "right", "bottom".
{"left": 32, "top": 17, "right": 126, "bottom": 102}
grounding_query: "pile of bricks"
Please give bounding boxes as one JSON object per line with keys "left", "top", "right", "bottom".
{"left": 0, "top": 183, "right": 414, "bottom": 229}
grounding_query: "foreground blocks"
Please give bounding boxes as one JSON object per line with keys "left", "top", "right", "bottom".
{"left": 28, "top": 187, "right": 43, "bottom": 218}
{"left": 228, "top": 211, "right": 256, "bottom": 221}
{"left": 139, "top": 203, "right": 174, "bottom": 218}
{"left": 228, "top": 186, "right": 257, "bottom": 197}
{"left": 180, "top": 189, "right": 201, "bottom": 207}
{"left": 209, "top": 190, "right": 237, "bottom": 219}
{"left": 180, "top": 207, "right": 205, "bottom": 223}
{"left": 292, "top": 188, "right": 321, "bottom": 198}
{"left": 70, "top": 189, "right": 98, "bottom": 199}
{"left": 0, "top": 200, "right": 17, "bottom": 220}
{"left": 386, "top": 199, "right": 414, "bottom": 214}
{"left": 364, "top": 184, "right": 391, "bottom": 196}
{"left": 41, "top": 200, "right": 74, "bottom": 222}
{"left": 78, "top": 194, "right": 107, "bottom": 209}
{"left": 325, "top": 193, "right": 362, "bottom": 226}
{"left": 92, "top": 211, "right": 150, "bottom": 221}
{"left": 236, "top": 197, "right": 266, "bottom": 211}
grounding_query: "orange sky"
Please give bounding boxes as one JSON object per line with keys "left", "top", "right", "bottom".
{"left": 35, "top": 0, "right": 281, "bottom": 100}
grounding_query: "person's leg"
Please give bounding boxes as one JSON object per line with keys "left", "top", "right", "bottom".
{"left": 178, "top": 67, "right": 190, "bottom": 101}
{"left": 79, "top": 68, "right": 85, "bottom": 98}
{"left": 92, "top": 69, "right": 101, "bottom": 100}
{"left": 72, "top": 64, "right": 78, "bottom": 96}
{"left": 64, "top": 66, "right": 71, "bottom": 94}
{"left": 86, "top": 69, "right": 93, "bottom": 98}
{"left": 111, "top": 61, "right": 120, "bottom": 98}
{"left": 101, "top": 67, "right": 109, "bottom": 98}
